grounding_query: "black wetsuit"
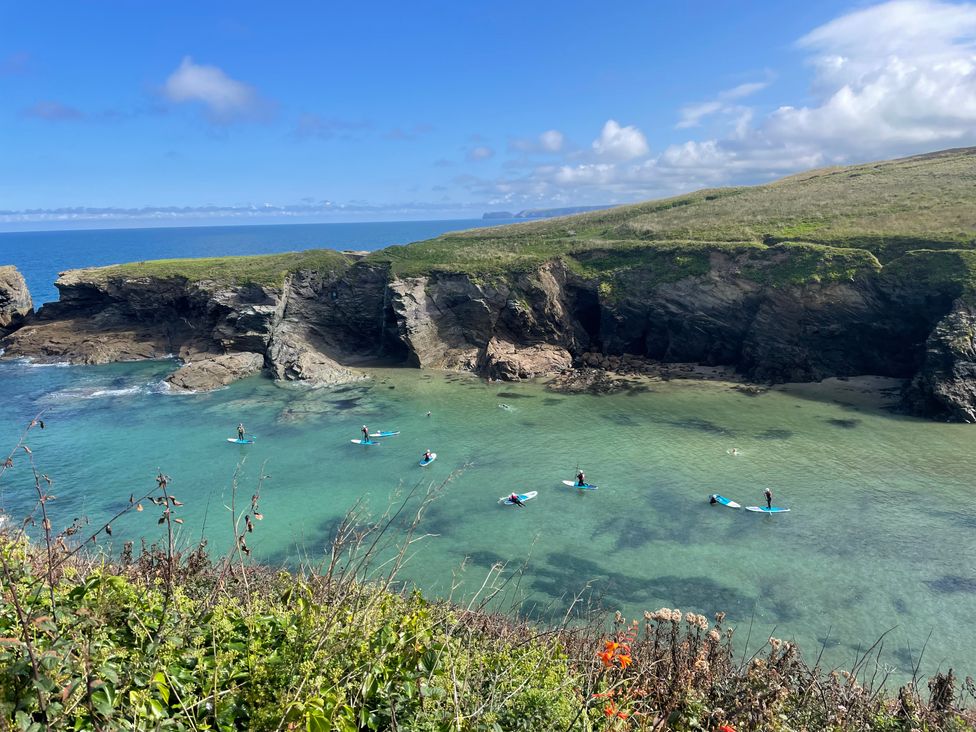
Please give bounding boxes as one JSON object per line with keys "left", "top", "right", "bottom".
{"left": 576, "top": 473, "right": 585, "bottom": 487}
{"left": 238, "top": 427, "right": 245, "bottom": 441}
{"left": 764, "top": 490, "right": 772, "bottom": 509}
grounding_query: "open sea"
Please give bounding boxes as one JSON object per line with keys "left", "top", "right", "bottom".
{"left": 1, "top": 222, "right": 975, "bottom": 684}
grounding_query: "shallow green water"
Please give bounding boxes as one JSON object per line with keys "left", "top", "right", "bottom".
{"left": 1, "top": 359, "right": 974, "bottom": 681}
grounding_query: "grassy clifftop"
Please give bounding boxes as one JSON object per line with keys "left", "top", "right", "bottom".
{"left": 55, "top": 148, "right": 976, "bottom": 296}
{"left": 63, "top": 248, "right": 353, "bottom": 288}
{"left": 370, "top": 147, "right": 976, "bottom": 290}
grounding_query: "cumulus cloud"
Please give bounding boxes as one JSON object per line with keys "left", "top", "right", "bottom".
{"left": 510, "top": 129, "right": 566, "bottom": 153}
{"left": 765, "top": 0, "right": 976, "bottom": 153}
{"left": 474, "top": 0, "right": 976, "bottom": 208}
{"left": 22, "top": 100, "right": 85, "bottom": 121}
{"left": 163, "top": 56, "right": 265, "bottom": 122}
{"left": 676, "top": 80, "right": 768, "bottom": 128}
{"left": 592, "top": 120, "right": 649, "bottom": 160}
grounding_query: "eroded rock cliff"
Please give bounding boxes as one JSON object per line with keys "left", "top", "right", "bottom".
{"left": 0, "top": 266, "right": 32, "bottom": 338}
{"left": 0, "top": 244, "right": 973, "bottom": 420}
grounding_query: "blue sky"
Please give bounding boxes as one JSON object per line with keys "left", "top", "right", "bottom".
{"left": 2, "top": 0, "right": 976, "bottom": 229}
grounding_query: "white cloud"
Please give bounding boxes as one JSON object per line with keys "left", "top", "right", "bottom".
{"left": 592, "top": 120, "right": 650, "bottom": 160}
{"left": 765, "top": 0, "right": 976, "bottom": 153}
{"left": 676, "top": 80, "right": 768, "bottom": 128}
{"left": 163, "top": 57, "right": 263, "bottom": 122}
{"left": 509, "top": 129, "right": 566, "bottom": 154}
{"left": 477, "top": 0, "right": 976, "bottom": 208}
{"left": 539, "top": 129, "right": 564, "bottom": 152}
{"left": 467, "top": 145, "right": 494, "bottom": 161}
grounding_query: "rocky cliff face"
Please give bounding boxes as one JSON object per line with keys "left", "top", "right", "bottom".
{"left": 0, "top": 254, "right": 972, "bottom": 420}
{"left": 0, "top": 266, "right": 32, "bottom": 338}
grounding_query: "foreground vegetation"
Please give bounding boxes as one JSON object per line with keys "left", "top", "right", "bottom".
{"left": 1, "top": 419, "right": 974, "bottom": 731}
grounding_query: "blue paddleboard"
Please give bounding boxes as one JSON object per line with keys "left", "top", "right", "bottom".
{"left": 351, "top": 439, "right": 380, "bottom": 446}
{"left": 227, "top": 438, "right": 254, "bottom": 444}
{"left": 710, "top": 494, "right": 740, "bottom": 508}
{"left": 499, "top": 491, "right": 538, "bottom": 505}
{"left": 419, "top": 452, "right": 437, "bottom": 466}
{"left": 745, "top": 506, "right": 790, "bottom": 513}
{"left": 370, "top": 431, "right": 400, "bottom": 438}
{"left": 561, "top": 480, "right": 598, "bottom": 490}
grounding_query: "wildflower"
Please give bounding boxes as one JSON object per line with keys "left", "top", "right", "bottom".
{"left": 604, "top": 702, "right": 618, "bottom": 717}
{"left": 617, "top": 653, "right": 632, "bottom": 669}
{"left": 597, "top": 650, "right": 614, "bottom": 667}
{"left": 643, "top": 610, "right": 652, "bottom": 620}
{"left": 715, "top": 611, "right": 726, "bottom": 623}
{"left": 604, "top": 641, "right": 621, "bottom": 654}
{"left": 616, "top": 709, "right": 630, "bottom": 719}
{"left": 718, "top": 725, "right": 736, "bottom": 732}
{"left": 769, "top": 637, "right": 782, "bottom": 649}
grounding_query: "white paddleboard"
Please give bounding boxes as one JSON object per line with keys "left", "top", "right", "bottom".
{"left": 419, "top": 453, "right": 437, "bottom": 466}
{"left": 351, "top": 439, "right": 380, "bottom": 445}
{"left": 745, "top": 506, "right": 790, "bottom": 513}
{"left": 561, "top": 480, "right": 598, "bottom": 490}
{"left": 227, "top": 438, "right": 254, "bottom": 444}
{"left": 499, "top": 491, "right": 538, "bottom": 505}
{"left": 710, "top": 494, "right": 740, "bottom": 508}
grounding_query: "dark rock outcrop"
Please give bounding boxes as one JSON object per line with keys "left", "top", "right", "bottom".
{"left": 0, "top": 266, "right": 32, "bottom": 337}
{"left": 2, "top": 250, "right": 976, "bottom": 420}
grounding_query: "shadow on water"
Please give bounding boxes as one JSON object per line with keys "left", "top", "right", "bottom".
{"left": 541, "top": 398, "right": 564, "bottom": 406}
{"left": 925, "top": 575, "right": 976, "bottom": 594}
{"left": 496, "top": 392, "right": 536, "bottom": 399}
{"left": 591, "top": 512, "right": 697, "bottom": 551}
{"left": 529, "top": 553, "right": 752, "bottom": 617}
{"left": 754, "top": 428, "right": 794, "bottom": 440}
{"left": 826, "top": 418, "right": 861, "bottom": 429}
{"left": 661, "top": 417, "right": 733, "bottom": 435}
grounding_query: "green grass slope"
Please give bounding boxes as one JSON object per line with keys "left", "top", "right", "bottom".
{"left": 65, "top": 248, "right": 353, "bottom": 288}
{"left": 369, "top": 148, "right": 976, "bottom": 291}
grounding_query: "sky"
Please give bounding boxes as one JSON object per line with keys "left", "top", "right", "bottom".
{"left": 2, "top": 0, "right": 976, "bottom": 229}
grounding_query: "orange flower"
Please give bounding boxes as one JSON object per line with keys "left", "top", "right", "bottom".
{"left": 604, "top": 702, "right": 618, "bottom": 717}
{"left": 617, "top": 653, "right": 632, "bottom": 669}
{"left": 717, "top": 726, "right": 736, "bottom": 732}
{"left": 616, "top": 709, "right": 630, "bottom": 719}
{"left": 604, "top": 640, "right": 621, "bottom": 654}
{"left": 597, "top": 650, "right": 614, "bottom": 667}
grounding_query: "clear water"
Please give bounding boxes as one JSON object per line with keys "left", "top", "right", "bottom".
{"left": 1, "top": 360, "right": 974, "bottom": 683}
{"left": 0, "top": 219, "right": 512, "bottom": 304}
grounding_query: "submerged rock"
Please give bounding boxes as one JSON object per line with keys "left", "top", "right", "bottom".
{"left": 166, "top": 352, "right": 265, "bottom": 391}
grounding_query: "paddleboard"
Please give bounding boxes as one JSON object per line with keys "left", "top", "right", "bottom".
{"left": 370, "top": 431, "right": 400, "bottom": 438}
{"left": 561, "top": 480, "right": 598, "bottom": 490}
{"left": 227, "top": 438, "right": 254, "bottom": 445}
{"left": 351, "top": 439, "right": 380, "bottom": 446}
{"left": 419, "top": 453, "right": 437, "bottom": 466}
{"left": 745, "top": 506, "right": 790, "bottom": 513}
{"left": 499, "top": 491, "right": 538, "bottom": 506}
{"left": 710, "top": 494, "right": 740, "bottom": 508}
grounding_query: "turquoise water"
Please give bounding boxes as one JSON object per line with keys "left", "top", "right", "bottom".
{"left": 0, "top": 219, "right": 513, "bottom": 303}
{"left": 1, "top": 360, "right": 974, "bottom": 682}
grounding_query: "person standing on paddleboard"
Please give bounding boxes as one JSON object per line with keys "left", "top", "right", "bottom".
{"left": 509, "top": 493, "right": 525, "bottom": 507}
{"left": 764, "top": 488, "right": 773, "bottom": 509}
{"left": 237, "top": 423, "right": 246, "bottom": 441}
{"left": 423, "top": 449, "right": 433, "bottom": 462}
{"left": 361, "top": 425, "right": 370, "bottom": 442}
{"left": 576, "top": 470, "right": 586, "bottom": 487}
